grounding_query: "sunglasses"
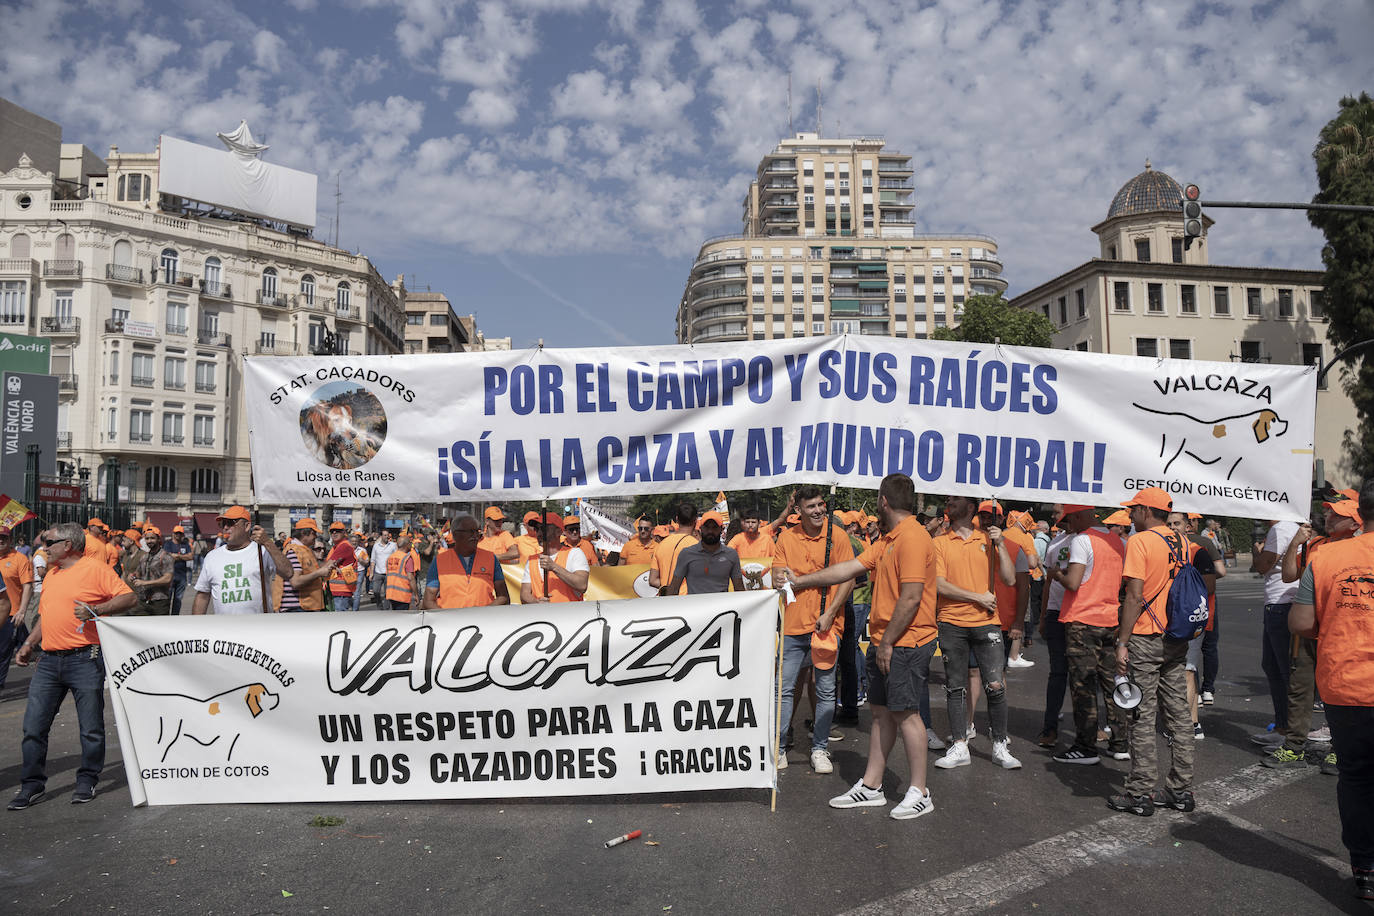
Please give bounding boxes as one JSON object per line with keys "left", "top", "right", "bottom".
{"left": 218, "top": 518, "right": 246, "bottom": 529}
{"left": 43, "top": 537, "right": 71, "bottom": 547}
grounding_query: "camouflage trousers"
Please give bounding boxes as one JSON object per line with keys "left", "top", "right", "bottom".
{"left": 1064, "top": 622, "right": 1129, "bottom": 755}
{"left": 1125, "top": 633, "right": 1194, "bottom": 795}
{"left": 1282, "top": 637, "right": 1319, "bottom": 752}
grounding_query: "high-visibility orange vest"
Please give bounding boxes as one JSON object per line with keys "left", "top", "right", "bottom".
{"left": 1059, "top": 527, "right": 1126, "bottom": 628}
{"left": 385, "top": 549, "right": 420, "bottom": 605}
{"left": 272, "top": 540, "right": 326, "bottom": 611}
{"left": 432, "top": 547, "right": 498, "bottom": 609}
{"left": 525, "top": 548, "right": 582, "bottom": 602}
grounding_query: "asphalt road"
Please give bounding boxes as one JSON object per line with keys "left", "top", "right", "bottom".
{"left": 1, "top": 568, "right": 1366, "bottom": 915}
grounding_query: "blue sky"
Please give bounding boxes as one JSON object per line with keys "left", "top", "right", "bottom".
{"left": 3, "top": 0, "right": 1370, "bottom": 348}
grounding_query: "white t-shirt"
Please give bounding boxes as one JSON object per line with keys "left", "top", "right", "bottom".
{"left": 371, "top": 541, "right": 397, "bottom": 575}
{"left": 194, "top": 543, "right": 278, "bottom": 615}
{"left": 520, "top": 547, "right": 589, "bottom": 584}
{"left": 1044, "top": 531, "right": 1073, "bottom": 610}
{"left": 1262, "top": 521, "right": 1300, "bottom": 605}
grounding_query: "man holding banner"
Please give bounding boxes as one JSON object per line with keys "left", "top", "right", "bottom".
{"left": 478, "top": 507, "right": 520, "bottom": 563}
{"left": 667, "top": 512, "right": 743, "bottom": 596}
{"left": 519, "top": 513, "right": 587, "bottom": 603}
{"left": 423, "top": 514, "right": 508, "bottom": 609}
{"left": 780, "top": 474, "right": 940, "bottom": 821}
{"left": 649, "top": 503, "right": 698, "bottom": 596}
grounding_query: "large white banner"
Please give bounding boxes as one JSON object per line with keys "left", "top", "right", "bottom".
{"left": 99, "top": 593, "right": 777, "bottom": 806}
{"left": 243, "top": 335, "right": 1317, "bottom": 519}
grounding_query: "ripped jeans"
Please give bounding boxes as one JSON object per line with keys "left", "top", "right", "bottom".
{"left": 938, "top": 622, "right": 1009, "bottom": 743}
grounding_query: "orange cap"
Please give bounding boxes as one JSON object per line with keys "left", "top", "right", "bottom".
{"left": 1327, "top": 499, "right": 1363, "bottom": 523}
{"left": 172, "top": 525, "right": 185, "bottom": 533}
{"left": 786, "top": 513, "right": 800, "bottom": 524}
{"left": 1103, "top": 509, "right": 1132, "bottom": 526}
{"left": 124, "top": 528, "right": 142, "bottom": 540}
{"left": 87, "top": 517, "right": 106, "bottom": 529}
{"left": 700, "top": 511, "right": 726, "bottom": 527}
{"left": 217, "top": 505, "right": 251, "bottom": 522}
{"left": 1056, "top": 504, "right": 1095, "bottom": 524}
{"left": 143, "top": 526, "right": 162, "bottom": 537}
{"left": 1121, "top": 487, "right": 1172, "bottom": 512}
{"left": 523, "top": 511, "right": 540, "bottom": 525}
{"left": 294, "top": 518, "right": 321, "bottom": 533}
{"left": 652, "top": 525, "right": 669, "bottom": 537}
{"left": 563, "top": 515, "right": 581, "bottom": 527}
{"left": 978, "top": 500, "right": 1003, "bottom": 516}
{"left": 329, "top": 521, "right": 347, "bottom": 531}
{"left": 483, "top": 507, "right": 506, "bottom": 521}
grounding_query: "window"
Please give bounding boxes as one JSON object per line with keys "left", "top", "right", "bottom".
{"left": 1058, "top": 297, "right": 1067, "bottom": 325}
{"left": 830, "top": 320, "right": 855, "bottom": 334}
{"left": 112, "top": 239, "right": 133, "bottom": 268}
{"left": 195, "top": 361, "right": 216, "bottom": 393}
{"left": 108, "top": 348, "right": 120, "bottom": 384}
{"left": 1113, "top": 282, "right": 1130, "bottom": 311}
{"left": 118, "top": 173, "right": 150, "bottom": 202}
{"left": 1278, "top": 289, "right": 1293, "bottom": 318}
{"left": 930, "top": 248, "right": 943, "bottom": 259}
{"left": 1310, "top": 290, "right": 1325, "bottom": 320}
{"left": 1108, "top": 245, "right": 1117, "bottom": 260}
{"left": 199, "top": 311, "right": 218, "bottom": 336}
{"left": 160, "top": 248, "right": 178, "bottom": 283}
{"left": 0, "top": 281, "right": 26, "bottom": 324}
{"left": 1172, "top": 238, "right": 1184, "bottom": 263}
{"left": 259, "top": 329, "right": 276, "bottom": 348}
{"left": 301, "top": 274, "right": 316, "bottom": 306}
{"left": 811, "top": 322, "right": 824, "bottom": 334}
{"left": 203, "top": 256, "right": 222, "bottom": 295}
{"left": 1075, "top": 289, "right": 1085, "bottom": 320}
{"left": 165, "top": 301, "right": 188, "bottom": 334}
{"left": 161, "top": 413, "right": 184, "bottom": 445}
{"left": 1168, "top": 339, "right": 1192, "bottom": 360}
{"left": 309, "top": 322, "right": 327, "bottom": 351}
{"left": 107, "top": 407, "right": 117, "bottom": 440}
{"left": 406, "top": 313, "right": 424, "bottom": 326}
{"left": 1180, "top": 285, "right": 1197, "bottom": 314}
{"left": 131, "top": 353, "right": 154, "bottom": 386}
{"left": 53, "top": 289, "right": 73, "bottom": 321}
{"left": 1135, "top": 239, "right": 1151, "bottom": 262}
{"left": 1239, "top": 340, "right": 1263, "bottom": 362}
{"left": 146, "top": 466, "right": 177, "bottom": 494}
{"left": 164, "top": 356, "right": 186, "bottom": 390}
{"left": 129, "top": 409, "right": 153, "bottom": 442}
{"left": 336, "top": 282, "right": 351, "bottom": 310}
{"left": 429, "top": 313, "right": 447, "bottom": 326}
{"left": 193, "top": 415, "right": 215, "bottom": 446}
{"left": 1041, "top": 303, "right": 1051, "bottom": 320}
{"left": 1213, "top": 287, "right": 1230, "bottom": 316}
{"left": 1246, "top": 287, "right": 1262, "bottom": 317}
{"left": 1303, "top": 343, "right": 1326, "bottom": 389}
{"left": 1135, "top": 338, "right": 1159, "bottom": 358}
{"left": 190, "top": 468, "right": 220, "bottom": 494}
{"left": 262, "top": 267, "right": 278, "bottom": 299}
{"left": 1147, "top": 283, "right": 1164, "bottom": 313}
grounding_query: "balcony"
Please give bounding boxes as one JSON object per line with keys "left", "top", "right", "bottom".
{"left": 295, "top": 293, "right": 325, "bottom": 311}
{"left": 153, "top": 270, "right": 198, "bottom": 289}
{"left": 254, "top": 341, "right": 295, "bottom": 356}
{"left": 761, "top": 179, "right": 797, "bottom": 192}
{"left": 257, "top": 290, "right": 289, "bottom": 308}
{"left": 105, "top": 263, "right": 144, "bottom": 285}
{"left": 193, "top": 436, "right": 215, "bottom": 447}
{"left": 166, "top": 323, "right": 188, "bottom": 336}
{"left": 57, "top": 432, "right": 72, "bottom": 448}
{"left": 195, "top": 381, "right": 216, "bottom": 394}
{"left": 129, "top": 432, "right": 152, "bottom": 444}
{"left": 164, "top": 379, "right": 186, "bottom": 391}
{"left": 41, "top": 316, "right": 80, "bottom": 335}
{"left": 196, "top": 330, "right": 231, "bottom": 348}
{"left": 200, "top": 279, "right": 233, "bottom": 299}
{"left": 190, "top": 491, "right": 221, "bottom": 503}
{"left": 878, "top": 179, "right": 914, "bottom": 190}
{"left": 760, "top": 195, "right": 799, "bottom": 210}
{"left": 105, "top": 317, "right": 126, "bottom": 333}
{"left": 877, "top": 160, "right": 914, "bottom": 175}
{"left": 694, "top": 324, "right": 747, "bottom": 342}
{"left": 693, "top": 286, "right": 747, "bottom": 305}
{"left": 0, "top": 258, "right": 36, "bottom": 275}
{"left": 878, "top": 197, "right": 913, "bottom": 208}
{"left": 335, "top": 305, "right": 362, "bottom": 321}
{"left": 879, "top": 217, "right": 916, "bottom": 226}
{"left": 765, "top": 161, "right": 796, "bottom": 173}
{"left": 162, "top": 434, "right": 185, "bottom": 446}
{"left": 131, "top": 376, "right": 155, "bottom": 388}
{"left": 43, "top": 259, "right": 82, "bottom": 278}
{"left": 57, "top": 374, "right": 77, "bottom": 394}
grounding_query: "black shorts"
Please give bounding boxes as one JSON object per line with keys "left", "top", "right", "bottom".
{"left": 865, "top": 641, "right": 936, "bottom": 712}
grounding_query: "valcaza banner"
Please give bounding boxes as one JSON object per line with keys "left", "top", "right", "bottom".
{"left": 99, "top": 592, "right": 778, "bottom": 806}
{"left": 242, "top": 335, "right": 1317, "bottom": 519}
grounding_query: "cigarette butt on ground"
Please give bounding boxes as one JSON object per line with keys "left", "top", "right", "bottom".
{"left": 604, "top": 829, "right": 643, "bottom": 848}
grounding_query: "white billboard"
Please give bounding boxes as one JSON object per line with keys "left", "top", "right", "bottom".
{"left": 158, "top": 133, "right": 317, "bottom": 228}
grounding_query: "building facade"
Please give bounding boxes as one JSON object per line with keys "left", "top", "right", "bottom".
{"left": 403, "top": 290, "right": 469, "bottom": 353}
{"left": 1009, "top": 164, "right": 1360, "bottom": 485}
{"left": 677, "top": 133, "right": 1007, "bottom": 344}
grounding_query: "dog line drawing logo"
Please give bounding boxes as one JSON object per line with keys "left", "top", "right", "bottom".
{"left": 129, "top": 683, "right": 280, "bottom": 763}
{"left": 1132, "top": 403, "right": 1289, "bottom": 480}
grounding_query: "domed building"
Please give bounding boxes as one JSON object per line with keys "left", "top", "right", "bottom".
{"left": 1009, "top": 162, "right": 1359, "bottom": 484}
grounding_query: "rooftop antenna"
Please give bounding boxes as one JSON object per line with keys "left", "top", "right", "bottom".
{"left": 787, "top": 72, "right": 793, "bottom": 135}
{"left": 816, "top": 80, "right": 823, "bottom": 136}
{"left": 333, "top": 172, "right": 342, "bottom": 248}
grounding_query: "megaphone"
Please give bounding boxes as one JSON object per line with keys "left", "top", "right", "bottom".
{"left": 1113, "top": 675, "right": 1142, "bottom": 710}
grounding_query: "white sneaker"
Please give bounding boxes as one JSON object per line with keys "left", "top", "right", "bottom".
{"left": 1307, "top": 725, "right": 1331, "bottom": 743}
{"left": 992, "top": 739, "right": 1022, "bottom": 770}
{"left": 1007, "top": 656, "right": 1035, "bottom": 668}
{"left": 934, "top": 741, "right": 971, "bottom": 769}
{"left": 890, "top": 786, "right": 935, "bottom": 820}
{"left": 927, "top": 731, "right": 947, "bottom": 750}
{"left": 829, "top": 780, "right": 886, "bottom": 809}
{"left": 810, "top": 749, "right": 833, "bottom": 774}
{"left": 776, "top": 752, "right": 788, "bottom": 771}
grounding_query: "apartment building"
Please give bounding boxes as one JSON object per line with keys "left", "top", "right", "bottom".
{"left": 1009, "top": 163, "right": 1360, "bottom": 484}
{"left": 677, "top": 133, "right": 1007, "bottom": 344}
{"left": 403, "top": 290, "right": 469, "bottom": 353}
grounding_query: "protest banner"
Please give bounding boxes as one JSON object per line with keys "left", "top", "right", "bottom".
{"left": 503, "top": 564, "right": 655, "bottom": 604}
{"left": 575, "top": 498, "right": 632, "bottom": 553}
{"left": 243, "top": 335, "right": 1316, "bottom": 519}
{"left": 99, "top": 592, "right": 777, "bottom": 806}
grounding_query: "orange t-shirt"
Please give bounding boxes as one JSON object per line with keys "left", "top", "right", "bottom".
{"left": 729, "top": 531, "right": 776, "bottom": 560}
{"left": 933, "top": 528, "right": 999, "bottom": 628}
{"left": 653, "top": 532, "right": 697, "bottom": 595}
{"left": 1123, "top": 523, "right": 1185, "bottom": 635}
{"left": 478, "top": 529, "right": 516, "bottom": 557}
{"left": 568, "top": 538, "right": 600, "bottom": 567}
{"left": 1310, "top": 532, "right": 1374, "bottom": 705}
{"left": 514, "top": 535, "right": 542, "bottom": 566}
{"left": 772, "top": 522, "right": 855, "bottom": 634}
{"left": 856, "top": 515, "right": 937, "bottom": 648}
{"left": 618, "top": 537, "right": 656, "bottom": 565}
{"left": 0, "top": 550, "right": 34, "bottom": 617}
{"left": 38, "top": 556, "right": 133, "bottom": 650}
{"left": 994, "top": 535, "right": 1025, "bottom": 630}
{"left": 83, "top": 535, "right": 107, "bottom": 561}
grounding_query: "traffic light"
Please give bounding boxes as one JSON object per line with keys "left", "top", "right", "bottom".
{"left": 1182, "top": 183, "right": 1203, "bottom": 250}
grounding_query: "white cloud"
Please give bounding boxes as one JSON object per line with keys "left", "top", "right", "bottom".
{"left": 458, "top": 88, "right": 519, "bottom": 128}
{"left": 251, "top": 29, "right": 286, "bottom": 72}
{"left": 438, "top": 2, "right": 538, "bottom": 86}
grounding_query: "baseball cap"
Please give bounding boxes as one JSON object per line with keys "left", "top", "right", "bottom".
{"left": 294, "top": 518, "right": 321, "bottom": 533}
{"left": 540, "top": 512, "right": 564, "bottom": 530}
{"left": 652, "top": 525, "right": 670, "bottom": 537}
{"left": 563, "top": 515, "right": 581, "bottom": 527}
{"left": 1103, "top": 509, "right": 1132, "bottom": 526}
{"left": 700, "top": 511, "right": 726, "bottom": 527}
{"left": 172, "top": 525, "right": 185, "bottom": 533}
{"left": 124, "top": 528, "right": 142, "bottom": 540}
{"left": 0, "top": 525, "right": 11, "bottom": 537}
{"left": 217, "top": 505, "right": 251, "bottom": 522}
{"left": 143, "top": 526, "right": 162, "bottom": 537}
{"left": 483, "top": 507, "right": 506, "bottom": 522}
{"left": 523, "top": 510, "right": 540, "bottom": 526}
{"left": 1121, "top": 487, "right": 1172, "bottom": 512}
{"left": 978, "top": 500, "right": 1004, "bottom": 516}
{"left": 87, "top": 517, "right": 106, "bottom": 529}
{"left": 329, "top": 521, "right": 347, "bottom": 531}
{"left": 1055, "top": 504, "right": 1095, "bottom": 524}
{"left": 1327, "top": 499, "right": 1363, "bottom": 523}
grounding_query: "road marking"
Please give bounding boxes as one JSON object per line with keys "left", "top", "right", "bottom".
{"left": 840, "top": 764, "right": 1323, "bottom": 916}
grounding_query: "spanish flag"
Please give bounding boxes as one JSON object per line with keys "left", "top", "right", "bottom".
{"left": 0, "top": 494, "right": 36, "bottom": 530}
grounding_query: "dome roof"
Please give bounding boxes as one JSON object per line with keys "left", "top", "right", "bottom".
{"left": 1107, "top": 162, "right": 1183, "bottom": 219}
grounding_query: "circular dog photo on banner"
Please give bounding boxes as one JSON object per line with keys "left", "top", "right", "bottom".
{"left": 300, "top": 381, "right": 388, "bottom": 469}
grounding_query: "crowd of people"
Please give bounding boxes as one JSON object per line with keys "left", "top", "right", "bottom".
{"left": 2, "top": 478, "right": 1370, "bottom": 901}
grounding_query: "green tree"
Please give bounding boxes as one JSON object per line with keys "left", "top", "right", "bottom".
{"left": 1309, "top": 92, "right": 1374, "bottom": 478}
{"left": 931, "top": 294, "right": 1057, "bottom": 348}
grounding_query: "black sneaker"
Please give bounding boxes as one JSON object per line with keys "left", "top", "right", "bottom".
{"left": 71, "top": 784, "right": 96, "bottom": 805}
{"left": 1107, "top": 792, "right": 1154, "bottom": 817}
{"left": 1355, "top": 871, "right": 1374, "bottom": 901}
{"left": 1053, "top": 747, "right": 1101, "bottom": 765}
{"left": 833, "top": 710, "right": 860, "bottom": 726}
{"left": 1151, "top": 787, "right": 1196, "bottom": 812}
{"left": 1036, "top": 729, "right": 1058, "bottom": 748}
{"left": 7, "top": 787, "right": 45, "bottom": 811}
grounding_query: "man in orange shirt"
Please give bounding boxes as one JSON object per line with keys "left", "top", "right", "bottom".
{"left": 514, "top": 512, "right": 543, "bottom": 567}
{"left": 728, "top": 507, "right": 775, "bottom": 560}
{"left": 1290, "top": 480, "right": 1374, "bottom": 901}
{"left": 769, "top": 487, "right": 854, "bottom": 775}
{"left": 982, "top": 503, "right": 1037, "bottom": 669}
{"left": 478, "top": 507, "right": 519, "bottom": 563}
{"left": 614, "top": 517, "right": 656, "bottom": 566}
{"left": 932, "top": 495, "right": 1020, "bottom": 770}
{"left": 519, "top": 514, "right": 588, "bottom": 603}
{"left": 781, "top": 474, "right": 940, "bottom": 821}
{"left": 424, "top": 513, "right": 509, "bottom": 609}
{"left": 8, "top": 522, "right": 136, "bottom": 809}
{"left": 562, "top": 516, "right": 601, "bottom": 567}
{"left": 1110, "top": 486, "right": 1194, "bottom": 816}
{"left": 0, "top": 524, "right": 35, "bottom": 689}
{"left": 649, "top": 503, "right": 698, "bottom": 595}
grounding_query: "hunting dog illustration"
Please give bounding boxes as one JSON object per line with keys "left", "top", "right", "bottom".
{"left": 1133, "top": 404, "right": 1289, "bottom": 481}
{"left": 128, "top": 683, "right": 280, "bottom": 763}
{"left": 302, "top": 402, "right": 382, "bottom": 469}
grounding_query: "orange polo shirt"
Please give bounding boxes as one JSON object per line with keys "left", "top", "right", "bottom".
{"left": 1123, "top": 523, "right": 1183, "bottom": 635}
{"left": 568, "top": 538, "right": 600, "bottom": 566}
{"left": 1310, "top": 532, "right": 1374, "bottom": 706}
{"left": 478, "top": 529, "right": 516, "bottom": 557}
{"left": 933, "top": 528, "right": 999, "bottom": 627}
{"left": 856, "top": 515, "right": 937, "bottom": 648}
{"left": 652, "top": 532, "right": 697, "bottom": 595}
{"left": 618, "top": 537, "right": 656, "bottom": 565}
{"left": 38, "top": 556, "right": 133, "bottom": 650}
{"left": 772, "top": 522, "right": 855, "bottom": 634}
{"left": 0, "top": 550, "right": 34, "bottom": 618}
{"left": 514, "top": 535, "right": 542, "bottom": 566}
{"left": 729, "top": 531, "right": 776, "bottom": 560}
{"left": 994, "top": 535, "right": 1026, "bottom": 630}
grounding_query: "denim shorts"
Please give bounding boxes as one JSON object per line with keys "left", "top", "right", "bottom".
{"left": 865, "top": 640, "right": 936, "bottom": 712}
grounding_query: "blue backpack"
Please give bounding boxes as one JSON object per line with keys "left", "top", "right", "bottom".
{"left": 1142, "top": 530, "right": 1211, "bottom": 641}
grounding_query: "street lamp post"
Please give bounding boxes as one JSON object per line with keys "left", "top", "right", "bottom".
{"left": 127, "top": 459, "right": 139, "bottom": 522}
